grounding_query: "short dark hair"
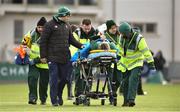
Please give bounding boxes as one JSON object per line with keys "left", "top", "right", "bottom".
{"left": 82, "top": 19, "right": 91, "bottom": 25}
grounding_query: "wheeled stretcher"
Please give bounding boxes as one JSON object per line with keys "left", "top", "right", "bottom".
{"left": 73, "top": 50, "right": 118, "bottom": 106}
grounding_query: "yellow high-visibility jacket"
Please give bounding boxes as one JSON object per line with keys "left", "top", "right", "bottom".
{"left": 29, "top": 43, "right": 48, "bottom": 69}
{"left": 69, "top": 30, "right": 90, "bottom": 56}
{"left": 117, "top": 32, "right": 154, "bottom": 72}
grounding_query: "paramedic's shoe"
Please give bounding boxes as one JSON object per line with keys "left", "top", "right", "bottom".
{"left": 28, "top": 99, "right": 37, "bottom": 105}
{"left": 128, "top": 101, "right": 135, "bottom": 107}
{"left": 122, "top": 103, "right": 129, "bottom": 107}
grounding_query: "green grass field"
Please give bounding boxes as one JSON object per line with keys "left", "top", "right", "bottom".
{"left": 0, "top": 83, "right": 180, "bottom": 112}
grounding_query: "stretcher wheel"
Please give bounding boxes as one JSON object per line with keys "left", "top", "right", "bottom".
{"left": 73, "top": 98, "right": 80, "bottom": 105}
{"left": 83, "top": 98, "right": 90, "bottom": 106}
{"left": 101, "top": 99, "right": 105, "bottom": 105}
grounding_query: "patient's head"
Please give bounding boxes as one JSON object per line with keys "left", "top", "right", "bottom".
{"left": 98, "top": 42, "right": 110, "bottom": 50}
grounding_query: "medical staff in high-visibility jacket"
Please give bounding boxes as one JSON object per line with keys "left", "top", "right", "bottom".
{"left": 70, "top": 19, "right": 97, "bottom": 104}
{"left": 22, "top": 17, "right": 49, "bottom": 105}
{"left": 117, "top": 22, "right": 155, "bottom": 107}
